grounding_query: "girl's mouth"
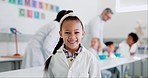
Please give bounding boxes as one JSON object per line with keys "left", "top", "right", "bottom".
{"left": 68, "top": 40, "right": 77, "bottom": 44}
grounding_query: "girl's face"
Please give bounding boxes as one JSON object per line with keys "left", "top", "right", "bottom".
{"left": 127, "top": 35, "right": 134, "bottom": 46}
{"left": 91, "top": 38, "right": 100, "bottom": 50}
{"left": 60, "top": 20, "right": 85, "bottom": 52}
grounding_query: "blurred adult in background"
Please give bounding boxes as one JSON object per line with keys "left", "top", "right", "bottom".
{"left": 83, "top": 8, "right": 113, "bottom": 49}
{"left": 21, "top": 10, "right": 73, "bottom": 69}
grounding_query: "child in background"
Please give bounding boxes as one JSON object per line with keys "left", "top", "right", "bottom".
{"left": 89, "top": 37, "right": 102, "bottom": 58}
{"left": 117, "top": 32, "right": 139, "bottom": 57}
{"left": 105, "top": 41, "right": 120, "bottom": 78}
{"left": 89, "top": 37, "right": 112, "bottom": 78}
{"left": 44, "top": 13, "right": 101, "bottom": 78}
{"left": 117, "top": 32, "right": 139, "bottom": 78}
{"left": 105, "top": 41, "right": 116, "bottom": 58}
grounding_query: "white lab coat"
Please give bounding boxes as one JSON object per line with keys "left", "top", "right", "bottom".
{"left": 44, "top": 46, "right": 101, "bottom": 78}
{"left": 21, "top": 21, "right": 60, "bottom": 69}
{"left": 88, "top": 48, "right": 99, "bottom": 58}
{"left": 117, "top": 41, "right": 138, "bottom": 77}
{"left": 117, "top": 41, "right": 138, "bottom": 57}
{"left": 82, "top": 16, "right": 105, "bottom": 49}
{"left": 88, "top": 48, "right": 112, "bottom": 78}
{"left": 109, "top": 52, "right": 116, "bottom": 58}
{"left": 104, "top": 51, "right": 116, "bottom": 58}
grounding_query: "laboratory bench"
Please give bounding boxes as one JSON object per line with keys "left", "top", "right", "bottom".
{"left": 0, "top": 56, "right": 22, "bottom": 72}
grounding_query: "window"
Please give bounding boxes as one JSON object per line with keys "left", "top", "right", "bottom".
{"left": 116, "top": 0, "right": 148, "bottom": 13}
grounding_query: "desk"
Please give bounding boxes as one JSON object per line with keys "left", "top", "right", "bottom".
{"left": 99, "top": 54, "right": 148, "bottom": 77}
{"left": 99, "top": 54, "right": 148, "bottom": 70}
{"left": 0, "top": 57, "right": 22, "bottom": 70}
{"left": 0, "top": 66, "right": 43, "bottom": 78}
{"left": 0, "top": 54, "right": 147, "bottom": 78}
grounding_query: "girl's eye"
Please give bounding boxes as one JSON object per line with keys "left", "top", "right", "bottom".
{"left": 65, "top": 32, "right": 70, "bottom": 34}
{"left": 75, "top": 32, "right": 80, "bottom": 34}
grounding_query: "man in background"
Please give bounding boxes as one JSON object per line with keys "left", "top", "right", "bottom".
{"left": 83, "top": 8, "right": 113, "bottom": 49}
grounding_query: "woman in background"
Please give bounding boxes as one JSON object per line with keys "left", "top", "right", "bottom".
{"left": 89, "top": 37, "right": 102, "bottom": 58}
{"left": 89, "top": 37, "right": 112, "bottom": 78}
{"left": 21, "top": 10, "right": 73, "bottom": 69}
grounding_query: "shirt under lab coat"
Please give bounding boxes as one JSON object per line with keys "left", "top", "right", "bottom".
{"left": 104, "top": 51, "right": 116, "bottom": 58}
{"left": 44, "top": 46, "right": 101, "bottom": 78}
{"left": 117, "top": 41, "right": 138, "bottom": 57}
{"left": 21, "top": 21, "right": 60, "bottom": 69}
{"left": 82, "top": 15, "right": 105, "bottom": 49}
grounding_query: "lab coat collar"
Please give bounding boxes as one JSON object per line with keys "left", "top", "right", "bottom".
{"left": 100, "top": 15, "right": 103, "bottom": 20}
{"left": 57, "top": 44, "right": 85, "bottom": 68}
{"left": 63, "top": 44, "right": 83, "bottom": 59}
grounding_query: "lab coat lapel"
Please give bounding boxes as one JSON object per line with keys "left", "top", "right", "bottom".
{"left": 69, "top": 47, "right": 85, "bottom": 70}
{"left": 59, "top": 51, "right": 69, "bottom": 67}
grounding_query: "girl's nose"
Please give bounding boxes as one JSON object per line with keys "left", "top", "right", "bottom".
{"left": 69, "top": 33, "right": 75, "bottom": 39}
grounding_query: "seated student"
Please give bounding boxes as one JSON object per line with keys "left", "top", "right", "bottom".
{"left": 105, "top": 41, "right": 120, "bottom": 78}
{"left": 117, "top": 32, "right": 139, "bottom": 78}
{"left": 89, "top": 37, "right": 112, "bottom": 78}
{"left": 104, "top": 41, "right": 116, "bottom": 58}
{"left": 88, "top": 37, "right": 102, "bottom": 58}
{"left": 117, "top": 32, "right": 139, "bottom": 56}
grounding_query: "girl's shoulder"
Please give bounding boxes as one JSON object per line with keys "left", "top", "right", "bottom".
{"left": 51, "top": 46, "right": 96, "bottom": 59}
{"left": 53, "top": 49, "right": 63, "bottom": 56}
{"left": 81, "top": 47, "right": 97, "bottom": 58}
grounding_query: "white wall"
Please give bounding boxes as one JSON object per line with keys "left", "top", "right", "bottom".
{"left": 0, "top": 0, "right": 99, "bottom": 34}
{"left": 0, "top": 0, "right": 148, "bottom": 74}
{"left": 0, "top": 42, "right": 27, "bottom": 56}
{"left": 48, "top": 0, "right": 99, "bottom": 25}
{"left": 0, "top": 0, "right": 99, "bottom": 56}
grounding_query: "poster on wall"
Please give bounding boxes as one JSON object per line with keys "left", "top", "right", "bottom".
{"left": 0, "top": 0, "right": 60, "bottom": 34}
{"left": 1, "top": 0, "right": 60, "bottom": 20}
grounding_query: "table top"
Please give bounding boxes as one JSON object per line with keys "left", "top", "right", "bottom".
{"left": 0, "top": 56, "right": 22, "bottom": 62}
{"left": 99, "top": 54, "right": 148, "bottom": 70}
{"left": 0, "top": 66, "right": 43, "bottom": 77}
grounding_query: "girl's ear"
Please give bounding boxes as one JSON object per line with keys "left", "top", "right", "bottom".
{"left": 59, "top": 31, "right": 63, "bottom": 38}
{"left": 82, "top": 31, "right": 85, "bottom": 38}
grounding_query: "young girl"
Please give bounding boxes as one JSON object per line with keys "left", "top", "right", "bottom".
{"left": 44, "top": 13, "right": 101, "bottom": 78}
{"left": 89, "top": 37, "right": 112, "bottom": 78}
{"left": 21, "top": 10, "right": 73, "bottom": 69}
{"left": 89, "top": 37, "right": 102, "bottom": 58}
